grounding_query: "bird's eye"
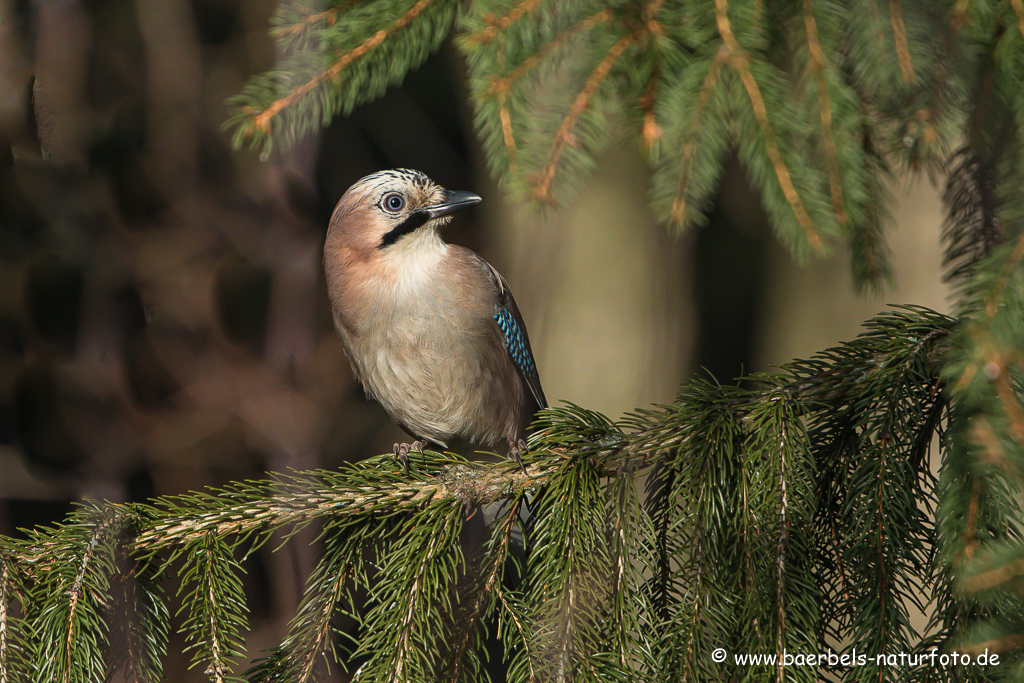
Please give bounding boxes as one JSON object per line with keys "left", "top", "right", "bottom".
{"left": 382, "top": 193, "right": 405, "bottom": 213}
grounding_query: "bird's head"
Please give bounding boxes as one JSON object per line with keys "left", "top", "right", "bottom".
{"left": 329, "top": 169, "right": 481, "bottom": 253}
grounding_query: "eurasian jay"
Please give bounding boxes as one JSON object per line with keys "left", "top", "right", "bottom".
{"left": 323, "top": 169, "right": 546, "bottom": 469}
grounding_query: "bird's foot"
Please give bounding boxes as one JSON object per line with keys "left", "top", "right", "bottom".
{"left": 507, "top": 437, "right": 528, "bottom": 473}
{"left": 393, "top": 440, "right": 427, "bottom": 474}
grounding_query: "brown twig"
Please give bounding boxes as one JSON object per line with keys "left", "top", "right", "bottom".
{"left": 1012, "top": 0, "right": 1024, "bottom": 37}
{"left": 960, "top": 632, "right": 1024, "bottom": 657}
{"left": 498, "top": 92, "right": 519, "bottom": 168}
{"left": 640, "top": 59, "right": 662, "bottom": 152}
{"left": 293, "top": 562, "right": 354, "bottom": 682}
{"left": 0, "top": 558, "right": 13, "bottom": 683}
{"left": 890, "top": 0, "right": 915, "bottom": 83}
{"left": 669, "top": 52, "right": 726, "bottom": 225}
{"left": 803, "top": 0, "right": 848, "bottom": 229}
{"left": 962, "top": 477, "right": 981, "bottom": 562}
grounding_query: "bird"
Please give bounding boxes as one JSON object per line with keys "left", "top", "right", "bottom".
{"left": 323, "top": 169, "right": 547, "bottom": 470}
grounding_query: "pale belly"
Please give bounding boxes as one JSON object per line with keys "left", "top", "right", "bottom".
{"left": 355, "top": 331, "right": 508, "bottom": 447}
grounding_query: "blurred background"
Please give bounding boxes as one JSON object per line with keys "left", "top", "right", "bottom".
{"left": 0, "top": 0, "right": 951, "bottom": 678}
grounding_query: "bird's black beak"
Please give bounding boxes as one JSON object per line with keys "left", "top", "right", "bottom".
{"left": 424, "top": 190, "right": 482, "bottom": 219}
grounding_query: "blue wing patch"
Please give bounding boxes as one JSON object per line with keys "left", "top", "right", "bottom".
{"left": 494, "top": 307, "right": 539, "bottom": 381}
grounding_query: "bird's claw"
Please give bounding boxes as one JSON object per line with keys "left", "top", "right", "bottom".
{"left": 393, "top": 440, "right": 427, "bottom": 474}
{"left": 393, "top": 443, "right": 408, "bottom": 473}
{"left": 507, "top": 437, "right": 528, "bottom": 473}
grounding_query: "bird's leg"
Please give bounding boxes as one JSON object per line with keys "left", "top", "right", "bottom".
{"left": 507, "top": 436, "right": 528, "bottom": 473}
{"left": 393, "top": 440, "right": 428, "bottom": 474}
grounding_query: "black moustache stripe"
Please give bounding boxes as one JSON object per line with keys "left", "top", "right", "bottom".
{"left": 379, "top": 211, "right": 429, "bottom": 248}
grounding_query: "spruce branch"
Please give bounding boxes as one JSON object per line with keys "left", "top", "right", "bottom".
{"left": 498, "top": 591, "right": 536, "bottom": 683}
{"left": 256, "top": 0, "right": 437, "bottom": 131}
{"left": 522, "top": 454, "right": 610, "bottom": 681}
{"left": 848, "top": 114, "right": 895, "bottom": 291}
{"left": 938, "top": 223, "right": 1024, "bottom": 666}
{"left": 951, "top": 232, "right": 1024, "bottom": 395}
{"left": 661, "top": 54, "right": 727, "bottom": 228}
{"left": 23, "top": 504, "right": 136, "bottom": 683}
{"left": 442, "top": 495, "right": 523, "bottom": 682}
{"left": 178, "top": 533, "right": 249, "bottom": 683}
{"left": 353, "top": 501, "right": 465, "bottom": 682}
{"left": 0, "top": 307, "right": 976, "bottom": 679}
{"left": 602, "top": 470, "right": 655, "bottom": 671}
{"left": 879, "top": 3, "right": 970, "bottom": 174}
{"left": 134, "top": 459, "right": 548, "bottom": 555}
{"left": 245, "top": 520, "right": 365, "bottom": 683}
{"left": 470, "top": 8, "right": 615, "bottom": 174}
{"left": 530, "top": 28, "right": 639, "bottom": 203}
{"left": 739, "top": 384, "right": 818, "bottom": 680}
{"left": 941, "top": 44, "right": 1014, "bottom": 293}
{"left": 463, "top": 1, "right": 665, "bottom": 208}
{"left": 716, "top": 0, "right": 825, "bottom": 254}
{"left": 791, "top": 0, "right": 893, "bottom": 287}
{"left": 844, "top": 0, "right": 910, "bottom": 125}
{"left": 105, "top": 530, "right": 168, "bottom": 683}
{"left": 228, "top": 0, "right": 1013, "bottom": 286}
{"left": 643, "top": 462, "right": 676, "bottom": 626}
{"left": 228, "top": 0, "right": 456, "bottom": 155}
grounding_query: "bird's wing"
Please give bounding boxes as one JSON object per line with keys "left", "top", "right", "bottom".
{"left": 474, "top": 256, "right": 548, "bottom": 410}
